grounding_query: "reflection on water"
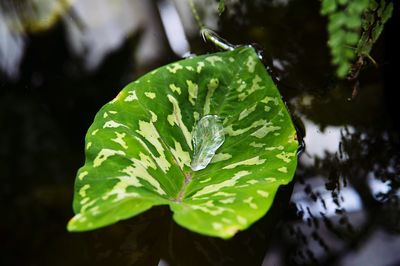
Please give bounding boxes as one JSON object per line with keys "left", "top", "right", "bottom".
{"left": 299, "top": 117, "right": 353, "bottom": 166}
{"left": 64, "top": 0, "right": 151, "bottom": 69}
{"left": 291, "top": 175, "right": 363, "bottom": 219}
{"left": 0, "top": 0, "right": 73, "bottom": 78}
{"left": 0, "top": 7, "right": 25, "bottom": 78}
{"left": 281, "top": 126, "right": 400, "bottom": 266}
{"left": 0, "top": 0, "right": 73, "bottom": 32}
{"left": 0, "top": 0, "right": 173, "bottom": 78}
{"left": 1, "top": 0, "right": 399, "bottom": 265}
{"left": 158, "top": 0, "right": 190, "bottom": 56}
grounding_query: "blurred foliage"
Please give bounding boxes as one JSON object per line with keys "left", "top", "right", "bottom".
{"left": 218, "top": 0, "right": 225, "bottom": 14}
{"left": 0, "top": 0, "right": 74, "bottom": 32}
{"left": 355, "top": 0, "right": 393, "bottom": 61}
{"left": 321, "top": 0, "right": 393, "bottom": 78}
{"left": 320, "top": 0, "right": 370, "bottom": 78}
{"left": 216, "top": 0, "right": 393, "bottom": 79}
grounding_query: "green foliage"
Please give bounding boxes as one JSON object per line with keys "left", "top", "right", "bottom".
{"left": 214, "top": 0, "right": 393, "bottom": 78}
{"left": 218, "top": 0, "right": 225, "bottom": 14}
{"left": 67, "top": 46, "right": 298, "bottom": 239}
{"left": 0, "top": 0, "right": 72, "bottom": 32}
{"left": 321, "top": 0, "right": 370, "bottom": 78}
{"left": 321, "top": 0, "right": 393, "bottom": 78}
{"left": 356, "top": 0, "right": 393, "bottom": 57}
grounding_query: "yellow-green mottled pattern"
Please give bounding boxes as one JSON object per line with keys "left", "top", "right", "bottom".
{"left": 68, "top": 46, "right": 298, "bottom": 239}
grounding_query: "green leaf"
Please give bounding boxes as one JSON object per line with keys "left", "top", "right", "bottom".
{"left": 381, "top": 2, "right": 394, "bottom": 23}
{"left": 356, "top": 0, "right": 393, "bottom": 58}
{"left": 218, "top": 0, "right": 225, "bottom": 15}
{"left": 321, "top": 0, "right": 371, "bottom": 78}
{"left": 321, "top": 0, "right": 337, "bottom": 15}
{"left": 67, "top": 46, "right": 298, "bottom": 239}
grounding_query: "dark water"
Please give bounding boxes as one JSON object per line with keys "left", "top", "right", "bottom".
{"left": 1, "top": 1, "right": 399, "bottom": 265}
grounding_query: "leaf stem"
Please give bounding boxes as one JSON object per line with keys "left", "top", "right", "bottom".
{"left": 175, "top": 172, "right": 193, "bottom": 202}
{"left": 201, "top": 28, "right": 236, "bottom": 51}
{"left": 188, "top": 0, "right": 204, "bottom": 29}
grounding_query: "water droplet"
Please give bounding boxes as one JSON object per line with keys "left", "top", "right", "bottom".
{"left": 191, "top": 115, "right": 225, "bottom": 171}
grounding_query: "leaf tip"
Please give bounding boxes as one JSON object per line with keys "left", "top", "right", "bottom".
{"left": 66, "top": 213, "right": 88, "bottom": 232}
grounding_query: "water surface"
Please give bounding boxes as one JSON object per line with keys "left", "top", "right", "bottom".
{"left": 1, "top": 1, "right": 399, "bottom": 265}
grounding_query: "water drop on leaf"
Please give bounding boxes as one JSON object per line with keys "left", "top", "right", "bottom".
{"left": 191, "top": 115, "right": 225, "bottom": 171}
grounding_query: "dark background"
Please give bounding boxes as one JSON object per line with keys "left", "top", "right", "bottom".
{"left": 1, "top": 0, "right": 399, "bottom": 265}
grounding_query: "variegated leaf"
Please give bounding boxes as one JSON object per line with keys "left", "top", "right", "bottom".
{"left": 67, "top": 46, "right": 298, "bottom": 239}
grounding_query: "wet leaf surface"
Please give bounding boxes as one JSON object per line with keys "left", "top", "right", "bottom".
{"left": 68, "top": 46, "right": 298, "bottom": 238}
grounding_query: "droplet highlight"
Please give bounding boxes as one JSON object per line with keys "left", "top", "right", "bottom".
{"left": 191, "top": 115, "right": 225, "bottom": 171}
